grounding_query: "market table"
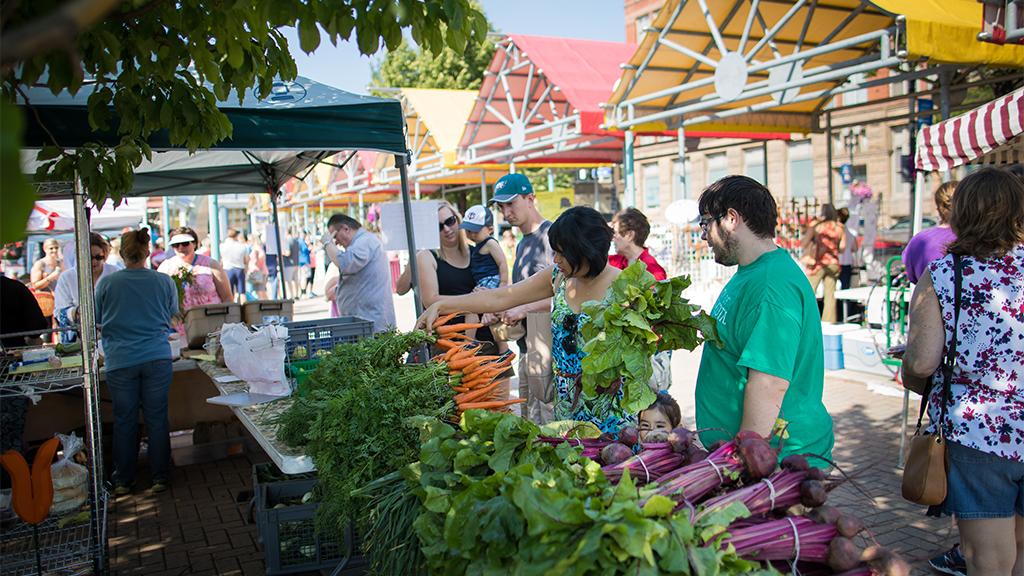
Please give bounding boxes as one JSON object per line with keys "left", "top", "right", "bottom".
{"left": 834, "top": 285, "right": 912, "bottom": 325}
{"left": 196, "top": 360, "right": 314, "bottom": 474}
{"left": 24, "top": 358, "right": 234, "bottom": 443}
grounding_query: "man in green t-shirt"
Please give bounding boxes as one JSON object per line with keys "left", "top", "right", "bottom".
{"left": 694, "top": 176, "right": 834, "bottom": 463}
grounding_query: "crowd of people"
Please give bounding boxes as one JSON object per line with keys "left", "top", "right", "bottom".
{"left": 2, "top": 166, "right": 1021, "bottom": 570}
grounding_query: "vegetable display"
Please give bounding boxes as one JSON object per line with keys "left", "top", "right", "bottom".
{"left": 431, "top": 313, "right": 524, "bottom": 415}
{"left": 367, "top": 411, "right": 909, "bottom": 575}
{"left": 273, "top": 330, "right": 453, "bottom": 538}
{"left": 580, "top": 262, "right": 721, "bottom": 414}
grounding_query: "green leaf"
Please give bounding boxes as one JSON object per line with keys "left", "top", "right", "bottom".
{"left": 298, "top": 19, "right": 321, "bottom": 53}
{"left": 0, "top": 100, "right": 36, "bottom": 244}
{"left": 641, "top": 495, "right": 676, "bottom": 518}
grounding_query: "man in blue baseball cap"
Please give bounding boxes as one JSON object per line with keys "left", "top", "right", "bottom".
{"left": 490, "top": 173, "right": 555, "bottom": 424}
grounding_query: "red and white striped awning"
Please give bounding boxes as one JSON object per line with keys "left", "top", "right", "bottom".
{"left": 915, "top": 86, "right": 1024, "bottom": 172}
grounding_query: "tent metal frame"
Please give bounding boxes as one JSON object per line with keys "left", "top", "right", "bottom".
{"left": 460, "top": 38, "right": 616, "bottom": 167}
{"left": 610, "top": 0, "right": 907, "bottom": 132}
{"left": 979, "top": 0, "right": 1024, "bottom": 44}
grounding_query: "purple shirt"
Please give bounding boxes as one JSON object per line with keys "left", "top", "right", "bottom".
{"left": 901, "top": 226, "right": 957, "bottom": 284}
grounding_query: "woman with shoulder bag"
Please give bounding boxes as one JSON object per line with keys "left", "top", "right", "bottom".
{"left": 903, "top": 168, "right": 1024, "bottom": 575}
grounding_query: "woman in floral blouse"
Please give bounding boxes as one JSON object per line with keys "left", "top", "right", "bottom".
{"left": 904, "top": 167, "right": 1024, "bottom": 575}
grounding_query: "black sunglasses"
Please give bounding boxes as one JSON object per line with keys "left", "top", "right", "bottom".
{"left": 699, "top": 214, "right": 720, "bottom": 232}
{"left": 561, "top": 313, "right": 579, "bottom": 355}
{"left": 91, "top": 254, "right": 106, "bottom": 262}
{"left": 171, "top": 242, "right": 192, "bottom": 248}
{"left": 439, "top": 216, "right": 458, "bottom": 230}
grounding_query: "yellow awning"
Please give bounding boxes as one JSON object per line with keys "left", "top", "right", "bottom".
{"left": 874, "top": 0, "right": 1024, "bottom": 66}
{"left": 401, "top": 88, "right": 479, "bottom": 155}
{"left": 607, "top": 0, "right": 1024, "bottom": 134}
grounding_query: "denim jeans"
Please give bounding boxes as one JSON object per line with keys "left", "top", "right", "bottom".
{"left": 105, "top": 359, "right": 173, "bottom": 485}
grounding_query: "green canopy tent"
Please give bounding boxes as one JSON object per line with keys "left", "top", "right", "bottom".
{"left": 18, "top": 76, "right": 422, "bottom": 306}
{"left": 16, "top": 79, "right": 419, "bottom": 552}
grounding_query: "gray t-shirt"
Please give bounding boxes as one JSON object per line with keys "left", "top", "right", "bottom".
{"left": 512, "top": 220, "right": 553, "bottom": 284}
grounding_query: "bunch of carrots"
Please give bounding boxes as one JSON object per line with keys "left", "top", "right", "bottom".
{"left": 431, "top": 312, "right": 525, "bottom": 415}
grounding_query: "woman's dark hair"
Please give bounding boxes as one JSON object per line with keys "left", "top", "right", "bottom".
{"left": 947, "top": 167, "right": 1024, "bottom": 259}
{"left": 698, "top": 175, "right": 778, "bottom": 239}
{"left": 120, "top": 228, "right": 151, "bottom": 265}
{"left": 169, "top": 226, "right": 198, "bottom": 246}
{"left": 820, "top": 203, "right": 838, "bottom": 222}
{"left": 643, "top": 393, "right": 681, "bottom": 429}
{"left": 89, "top": 232, "right": 109, "bottom": 251}
{"left": 547, "top": 206, "right": 612, "bottom": 279}
{"left": 326, "top": 213, "right": 361, "bottom": 230}
{"left": 613, "top": 207, "right": 651, "bottom": 247}
{"left": 837, "top": 207, "right": 850, "bottom": 224}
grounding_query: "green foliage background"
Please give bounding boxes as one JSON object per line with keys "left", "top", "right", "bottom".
{"left": 0, "top": 0, "right": 488, "bottom": 243}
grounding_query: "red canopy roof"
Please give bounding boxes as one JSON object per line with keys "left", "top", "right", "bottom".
{"left": 459, "top": 35, "right": 640, "bottom": 165}
{"left": 510, "top": 34, "right": 636, "bottom": 119}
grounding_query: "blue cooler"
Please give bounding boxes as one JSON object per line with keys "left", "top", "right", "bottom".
{"left": 821, "top": 323, "right": 861, "bottom": 371}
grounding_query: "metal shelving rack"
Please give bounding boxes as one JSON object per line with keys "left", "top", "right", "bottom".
{"left": 1, "top": 182, "right": 108, "bottom": 575}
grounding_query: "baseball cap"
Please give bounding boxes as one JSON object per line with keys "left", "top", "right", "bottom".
{"left": 460, "top": 205, "right": 494, "bottom": 233}
{"left": 490, "top": 173, "right": 534, "bottom": 203}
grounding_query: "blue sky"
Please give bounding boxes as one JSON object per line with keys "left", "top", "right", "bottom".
{"left": 282, "top": 0, "right": 626, "bottom": 93}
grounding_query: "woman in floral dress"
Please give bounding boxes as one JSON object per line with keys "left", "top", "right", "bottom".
{"left": 904, "top": 168, "right": 1024, "bottom": 575}
{"left": 417, "top": 206, "right": 634, "bottom": 433}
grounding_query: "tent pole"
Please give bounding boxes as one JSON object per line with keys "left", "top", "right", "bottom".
{"left": 480, "top": 170, "right": 493, "bottom": 239}
{"left": 303, "top": 203, "right": 310, "bottom": 232}
{"left": 624, "top": 130, "right": 636, "bottom": 208}
{"left": 396, "top": 154, "right": 422, "bottom": 315}
{"left": 908, "top": 77, "right": 920, "bottom": 237}
{"left": 415, "top": 181, "right": 421, "bottom": 200}
{"left": 270, "top": 191, "right": 287, "bottom": 300}
{"left": 319, "top": 199, "right": 325, "bottom": 233}
{"left": 161, "top": 197, "right": 170, "bottom": 246}
{"left": 72, "top": 179, "right": 105, "bottom": 571}
{"left": 677, "top": 126, "right": 687, "bottom": 199}
{"left": 358, "top": 191, "right": 365, "bottom": 224}
{"left": 826, "top": 111, "right": 834, "bottom": 204}
{"left": 209, "top": 195, "right": 221, "bottom": 260}
{"left": 939, "top": 69, "right": 953, "bottom": 184}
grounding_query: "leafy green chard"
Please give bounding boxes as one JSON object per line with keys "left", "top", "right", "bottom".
{"left": 580, "top": 261, "right": 722, "bottom": 414}
{"left": 271, "top": 330, "right": 453, "bottom": 541}
{"left": 404, "top": 411, "right": 776, "bottom": 575}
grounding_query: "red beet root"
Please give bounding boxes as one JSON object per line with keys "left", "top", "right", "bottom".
{"left": 836, "top": 514, "right": 866, "bottom": 537}
{"left": 861, "top": 546, "right": 911, "bottom": 576}
{"left": 800, "top": 479, "right": 827, "bottom": 507}
{"left": 667, "top": 428, "right": 695, "bottom": 454}
{"left": 617, "top": 426, "right": 640, "bottom": 447}
{"left": 600, "top": 443, "right": 634, "bottom": 466}
{"left": 684, "top": 444, "right": 708, "bottom": 464}
{"left": 808, "top": 504, "right": 841, "bottom": 525}
{"left": 806, "top": 466, "right": 827, "bottom": 481}
{"left": 736, "top": 437, "right": 778, "bottom": 480}
{"left": 828, "top": 537, "right": 862, "bottom": 571}
{"left": 780, "top": 454, "right": 810, "bottom": 472}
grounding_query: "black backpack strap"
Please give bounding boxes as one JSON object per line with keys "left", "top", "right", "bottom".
{"left": 913, "top": 254, "right": 962, "bottom": 433}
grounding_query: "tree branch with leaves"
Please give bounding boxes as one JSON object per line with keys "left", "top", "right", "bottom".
{"left": 0, "top": 0, "right": 488, "bottom": 243}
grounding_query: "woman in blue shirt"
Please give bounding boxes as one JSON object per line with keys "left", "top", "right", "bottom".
{"left": 95, "top": 228, "right": 178, "bottom": 496}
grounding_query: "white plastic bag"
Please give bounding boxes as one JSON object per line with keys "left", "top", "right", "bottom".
{"left": 219, "top": 323, "right": 290, "bottom": 396}
{"left": 51, "top": 433, "right": 88, "bottom": 514}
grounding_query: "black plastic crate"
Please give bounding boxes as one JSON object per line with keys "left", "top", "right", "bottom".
{"left": 253, "top": 472, "right": 364, "bottom": 575}
{"left": 251, "top": 463, "right": 318, "bottom": 545}
{"left": 283, "top": 317, "right": 373, "bottom": 359}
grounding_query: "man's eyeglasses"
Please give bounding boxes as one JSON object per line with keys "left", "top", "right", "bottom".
{"left": 699, "top": 214, "right": 719, "bottom": 232}
{"left": 171, "top": 242, "right": 191, "bottom": 249}
{"left": 91, "top": 254, "right": 106, "bottom": 262}
{"left": 439, "top": 216, "right": 458, "bottom": 230}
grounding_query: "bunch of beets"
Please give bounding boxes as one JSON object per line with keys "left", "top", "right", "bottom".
{"left": 538, "top": 426, "right": 909, "bottom": 575}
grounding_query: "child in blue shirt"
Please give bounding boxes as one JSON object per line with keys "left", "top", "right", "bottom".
{"left": 461, "top": 205, "right": 508, "bottom": 291}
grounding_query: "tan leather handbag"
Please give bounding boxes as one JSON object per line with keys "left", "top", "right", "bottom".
{"left": 901, "top": 255, "right": 962, "bottom": 506}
